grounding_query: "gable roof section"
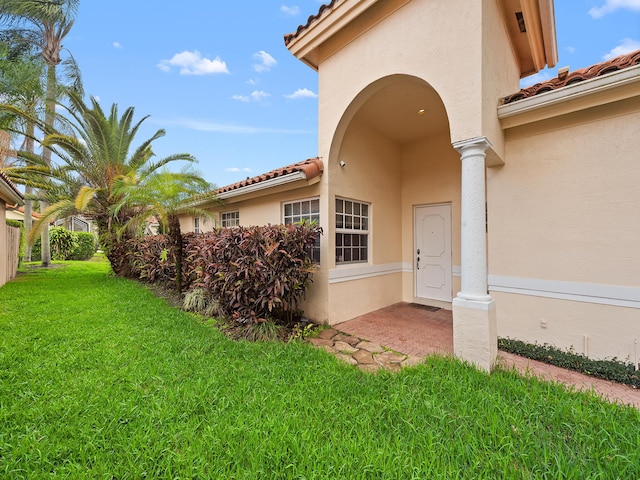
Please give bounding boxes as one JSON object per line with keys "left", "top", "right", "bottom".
{"left": 285, "top": 0, "right": 338, "bottom": 46}
{"left": 190, "top": 158, "right": 324, "bottom": 206}
{"left": 0, "top": 170, "right": 24, "bottom": 206}
{"left": 502, "top": 49, "right": 640, "bottom": 104}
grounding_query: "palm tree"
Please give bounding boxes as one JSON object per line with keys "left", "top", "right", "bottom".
{"left": 113, "top": 167, "right": 214, "bottom": 293}
{"left": 0, "top": 42, "right": 46, "bottom": 261}
{"left": 0, "top": 0, "right": 81, "bottom": 266}
{"left": 29, "top": 92, "right": 199, "bottom": 273}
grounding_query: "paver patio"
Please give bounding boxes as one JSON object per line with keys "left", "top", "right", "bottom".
{"left": 316, "top": 302, "right": 640, "bottom": 409}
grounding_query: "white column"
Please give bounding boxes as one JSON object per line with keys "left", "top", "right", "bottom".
{"left": 453, "top": 136, "right": 492, "bottom": 303}
{"left": 451, "top": 136, "right": 497, "bottom": 372}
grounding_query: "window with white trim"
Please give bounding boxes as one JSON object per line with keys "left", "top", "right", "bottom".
{"left": 335, "top": 198, "right": 369, "bottom": 264}
{"left": 283, "top": 198, "right": 320, "bottom": 262}
{"left": 193, "top": 217, "right": 201, "bottom": 234}
{"left": 221, "top": 210, "right": 240, "bottom": 228}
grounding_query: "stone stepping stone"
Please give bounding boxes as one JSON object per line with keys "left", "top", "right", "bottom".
{"left": 352, "top": 349, "right": 376, "bottom": 365}
{"left": 309, "top": 338, "right": 334, "bottom": 348}
{"left": 355, "top": 341, "right": 384, "bottom": 353}
{"left": 333, "top": 333, "right": 360, "bottom": 346}
{"left": 374, "top": 351, "right": 406, "bottom": 368}
{"left": 335, "top": 353, "right": 358, "bottom": 365}
{"left": 333, "top": 341, "right": 359, "bottom": 354}
{"left": 317, "top": 328, "right": 338, "bottom": 340}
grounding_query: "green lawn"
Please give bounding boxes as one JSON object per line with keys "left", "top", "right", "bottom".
{"left": 1, "top": 256, "right": 638, "bottom": 479}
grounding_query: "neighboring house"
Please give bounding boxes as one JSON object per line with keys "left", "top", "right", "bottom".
{"left": 181, "top": 0, "right": 639, "bottom": 371}
{"left": 0, "top": 171, "right": 24, "bottom": 287}
{"left": 6, "top": 205, "right": 39, "bottom": 224}
{"left": 54, "top": 215, "right": 94, "bottom": 233}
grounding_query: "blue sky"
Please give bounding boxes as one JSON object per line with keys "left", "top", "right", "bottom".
{"left": 65, "top": 0, "right": 640, "bottom": 188}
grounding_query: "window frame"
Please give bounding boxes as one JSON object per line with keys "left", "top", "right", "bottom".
{"left": 282, "top": 197, "right": 321, "bottom": 263}
{"left": 335, "top": 197, "right": 370, "bottom": 265}
{"left": 221, "top": 210, "right": 240, "bottom": 228}
{"left": 193, "top": 217, "right": 201, "bottom": 234}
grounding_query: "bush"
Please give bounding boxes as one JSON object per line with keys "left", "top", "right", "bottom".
{"left": 499, "top": 338, "right": 640, "bottom": 388}
{"left": 49, "top": 227, "right": 78, "bottom": 261}
{"left": 119, "top": 224, "right": 321, "bottom": 326}
{"left": 186, "top": 224, "right": 321, "bottom": 325}
{"left": 68, "top": 232, "right": 97, "bottom": 260}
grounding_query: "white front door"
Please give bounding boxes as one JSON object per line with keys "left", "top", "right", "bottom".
{"left": 415, "top": 204, "right": 452, "bottom": 302}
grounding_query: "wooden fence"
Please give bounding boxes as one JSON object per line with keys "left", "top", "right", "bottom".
{"left": 6, "top": 225, "right": 20, "bottom": 283}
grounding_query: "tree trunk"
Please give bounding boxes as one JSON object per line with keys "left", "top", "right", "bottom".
{"left": 40, "top": 63, "right": 57, "bottom": 267}
{"left": 169, "top": 215, "right": 183, "bottom": 294}
{"left": 22, "top": 121, "right": 36, "bottom": 263}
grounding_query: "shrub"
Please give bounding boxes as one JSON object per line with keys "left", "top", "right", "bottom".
{"left": 49, "top": 227, "right": 78, "bottom": 261}
{"left": 68, "top": 232, "right": 96, "bottom": 260}
{"left": 499, "top": 338, "right": 640, "bottom": 388}
{"left": 186, "top": 224, "right": 321, "bottom": 325}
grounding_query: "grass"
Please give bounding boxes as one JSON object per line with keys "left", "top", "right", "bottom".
{"left": 1, "top": 256, "right": 639, "bottom": 478}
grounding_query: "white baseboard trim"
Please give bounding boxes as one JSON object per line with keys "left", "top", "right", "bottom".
{"left": 329, "top": 262, "right": 405, "bottom": 284}
{"left": 488, "top": 275, "right": 640, "bottom": 309}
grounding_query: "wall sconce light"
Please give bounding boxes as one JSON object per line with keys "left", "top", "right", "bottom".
{"left": 339, "top": 160, "right": 346, "bottom": 167}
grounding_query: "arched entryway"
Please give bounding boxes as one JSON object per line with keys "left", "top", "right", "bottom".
{"left": 325, "top": 74, "right": 461, "bottom": 321}
{"left": 325, "top": 74, "right": 497, "bottom": 371}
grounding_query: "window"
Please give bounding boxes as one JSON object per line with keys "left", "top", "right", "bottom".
{"left": 221, "top": 210, "right": 240, "bottom": 228}
{"left": 193, "top": 217, "right": 201, "bottom": 234}
{"left": 283, "top": 198, "right": 320, "bottom": 262}
{"left": 335, "top": 198, "right": 369, "bottom": 264}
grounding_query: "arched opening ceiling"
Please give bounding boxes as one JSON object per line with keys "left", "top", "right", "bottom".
{"left": 352, "top": 77, "right": 450, "bottom": 145}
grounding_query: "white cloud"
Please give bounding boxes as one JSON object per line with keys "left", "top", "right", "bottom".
{"left": 226, "top": 167, "right": 253, "bottom": 173}
{"left": 280, "top": 5, "right": 300, "bottom": 16}
{"left": 565, "top": 46, "right": 576, "bottom": 54}
{"left": 250, "top": 90, "right": 270, "bottom": 101}
{"left": 231, "top": 90, "right": 271, "bottom": 103}
{"left": 112, "top": 41, "right": 123, "bottom": 49}
{"left": 603, "top": 37, "right": 640, "bottom": 59}
{"left": 246, "top": 78, "right": 259, "bottom": 86}
{"left": 520, "top": 70, "right": 552, "bottom": 88}
{"left": 163, "top": 118, "right": 313, "bottom": 135}
{"left": 588, "top": 0, "right": 640, "bottom": 18}
{"left": 157, "top": 50, "right": 229, "bottom": 75}
{"left": 284, "top": 88, "right": 318, "bottom": 99}
{"left": 252, "top": 51, "right": 277, "bottom": 73}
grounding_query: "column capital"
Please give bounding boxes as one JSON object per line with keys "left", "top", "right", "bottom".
{"left": 452, "top": 136, "right": 493, "bottom": 155}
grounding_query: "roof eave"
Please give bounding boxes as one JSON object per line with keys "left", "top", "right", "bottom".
{"left": 0, "top": 180, "right": 24, "bottom": 206}
{"left": 498, "top": 63, "right": 640, "bottom": 128}
{"left": 285, "top": 0, "right": 381, "bottom": 70}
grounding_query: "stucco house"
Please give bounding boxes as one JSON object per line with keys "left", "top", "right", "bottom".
{"left": 1, "top": 171, "right": 24, "bottom": 287}
{"left": 181, "top": 0, "right": 639, "bottom": 371}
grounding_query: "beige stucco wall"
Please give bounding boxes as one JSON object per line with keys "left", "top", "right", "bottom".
{"left": 326, "top": 117, "right": 403, "bottom": 323}
{"left": 318, "top": 0, "right": 490, "bottom": 172}
{"left": 489, "top": 97, "right": 640, "bottom": 360}
{"left": 481, "top": 0, "right": 521, "bottom": 161}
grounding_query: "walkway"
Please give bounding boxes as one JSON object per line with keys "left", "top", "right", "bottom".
{"left": 309, "top": 302, "right": 640, "bottom": 409}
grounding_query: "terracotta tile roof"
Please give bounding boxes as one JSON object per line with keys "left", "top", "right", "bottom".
{"left": 284, "top": 1, "right": 338, "bottom": 46}
{"left": 0, "top": 170, "right": 23, "bottom": 201}
{"left": 503, "top": 49, "right": 640, "bottom": 104}
{"left": 218, "top": 157, "right": 323, "bottom": 195}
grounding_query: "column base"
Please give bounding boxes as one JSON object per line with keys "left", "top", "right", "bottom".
{"left": 452, "top": 296, "right": 497, "bottom": 372}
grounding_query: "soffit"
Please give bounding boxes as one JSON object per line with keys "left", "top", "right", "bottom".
{"left": 498, "top": 0, "right": 558, "bottom": 77}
